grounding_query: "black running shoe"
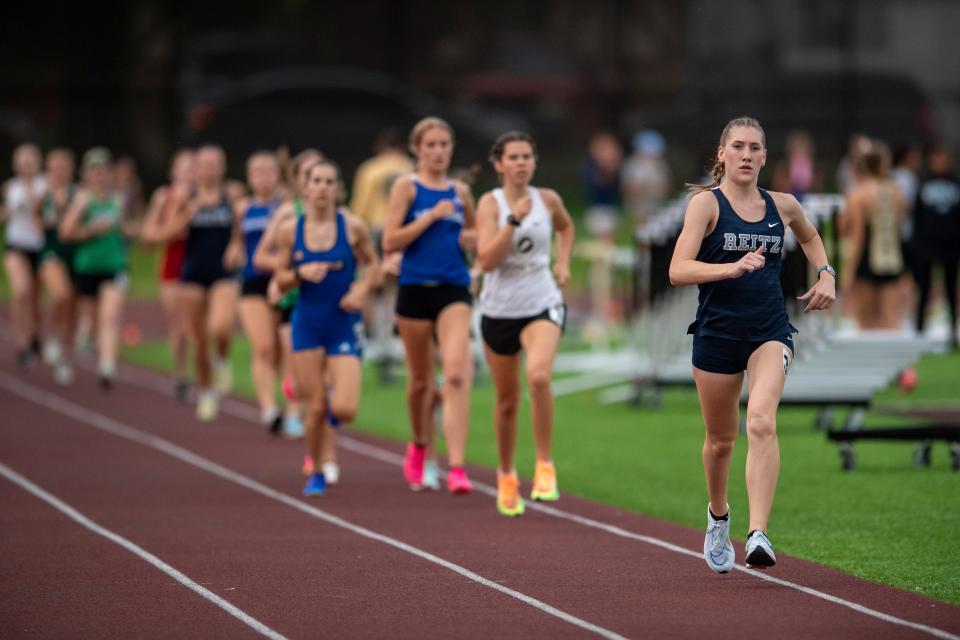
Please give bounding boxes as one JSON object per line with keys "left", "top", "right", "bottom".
{"left": 269, "top": 413, "right": 283, "bottom": 436}
{"left": 174, "top": 379, "right": 190, "bottom": 403}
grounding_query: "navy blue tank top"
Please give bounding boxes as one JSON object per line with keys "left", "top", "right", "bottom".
{"left": 399, "top": 177, "right": 470, "bottom": 287}
{"left": 241, "top": 197, "right": 279, "bottom": 280}
{"left": 687, "top": 188, "right": 796, "bottom": 341}
{"left": 291, "top": 212, "right": 361, "bottom": 326}
{"left": 183, "top": 191, "right": 234, "bottom": 277}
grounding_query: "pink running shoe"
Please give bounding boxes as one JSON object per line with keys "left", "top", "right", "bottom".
{"left": 403, "top": 443, "right": 425, "bottom": 490}
{"left": 447, "top": 467, "right": 473, "bottom": 495}
{"left": 302, "top": 455, "right": 315, "bottom": 476}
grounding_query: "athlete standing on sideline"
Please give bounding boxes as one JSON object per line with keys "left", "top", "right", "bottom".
{"left": 59, "top": 148, "right": 129, "bottom": 390}
{"left": 840, "top": 142, "right": 906, "bottom": 330}
{"left": 37, "top": 148, "right": 79, "bottom": 384}
{"left": 140, "top": 149, "right": 194, "bottom": 400}
{"left": 2, "top": 143, "right": 45, "bottom": 368}
{"left": 476, "top": 132, "right": 574, "bottom": 516}
{"left": 155, "top": 144, "right": 242, "bottom": 421}
{"left": 383, "top": 116, "right": 477, "bottom": 494}
{"left": 273, "top": 160, "right": 380, "bottom": 496}
{"left": 669, "top": 117, "right": 835, "bottom": 572}
{"left": 236, "top": 151, "right": 284, "bottom": 433}
{"left": 350, "top": 127, "right": 414, "bottom": 381}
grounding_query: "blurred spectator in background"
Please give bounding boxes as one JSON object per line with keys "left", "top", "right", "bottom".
{"left": 350, "top": 127, "right": 414, "bottom": 381}
{"left": 836, "top": 133, "right": 872, "bottom": 194}
{"left": 581, "top": 131, "right": 623, "bottom": 335}
{"left": 772, "top": 130, "right": 822, "bottom": 199}
{"left": 892, "top": 142, "right": 923, "bottom": 207}
{"left": 621, "top": 129, "right": 671, "bottom": 231}
{"left": 891, "top": 142, "right": 924, "bottom": 261}
{"left": 912, "top": 143, "right": 960, "bottom": 349}
{"left": 841, "top": 142, "right": 906, "bottom": 330}
{"left": 113, "top": 155, "right": 144, "bottom": 235}
{"left": 583, "top": 132, "right": 623, "bottom": 239}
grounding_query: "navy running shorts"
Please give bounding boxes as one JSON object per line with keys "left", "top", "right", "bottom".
{"left": 692, "top": 333, "right": 794, "bottom": 375}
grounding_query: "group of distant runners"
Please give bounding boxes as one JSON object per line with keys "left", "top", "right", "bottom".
{"left": 3, "top": 116, "right": 838, "bottom": 572}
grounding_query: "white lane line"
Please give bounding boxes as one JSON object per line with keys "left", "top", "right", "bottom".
{"left": 0, "top": 462, "right": 287, "bottom": 640}
{"left": 0, "top": 373, "right": 627, "bottom": 640}
{"left": 107, "top": 361, "right": 960, "bottom": 640}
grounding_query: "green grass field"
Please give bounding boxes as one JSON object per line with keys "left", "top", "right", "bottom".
{"left": 122, "top": 339, "right": 960, "bottom": 605}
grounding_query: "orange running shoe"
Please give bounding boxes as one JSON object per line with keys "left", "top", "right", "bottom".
{"left": 531, "top": 461, "right": 559, "bottom": 501}
{"left": 496, "top": 470, "right": 525, "bottom": 517}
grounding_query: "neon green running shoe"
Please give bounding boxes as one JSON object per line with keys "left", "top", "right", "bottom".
{"left": 497, "top": 470, "right": 525, "bottom": 517}
{"left": 530, "top": 461, "right": 559, "bottom": 501}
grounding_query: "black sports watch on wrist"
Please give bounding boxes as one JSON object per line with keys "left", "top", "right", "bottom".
{"left": 816, "top": 264, "right": 836, "bottom": 278}
{"left": 506, "top": 214, "right": 521, "bottom": 227}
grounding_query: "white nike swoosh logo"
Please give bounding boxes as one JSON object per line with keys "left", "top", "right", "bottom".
{"left": 768, "top": 222, "right": 779, "bottom": 228}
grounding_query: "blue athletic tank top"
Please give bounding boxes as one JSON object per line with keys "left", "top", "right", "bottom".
{"left": 687, "top": 188, "right": 796, "bottom": 341}
{"left": 291, "top": 211, "right": 360, "bottom": 325}
{"left": 398, "top": 177, "right": 470, "bottom": 286}
{"left": 183, "top": 191, "right": 234, "bottom": 277}
{"left": 241, "top": 197, "right": 279, "bottom": 280}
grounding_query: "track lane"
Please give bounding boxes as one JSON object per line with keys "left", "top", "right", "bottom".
{"left": 0, "top": 383, "right": 610, "bottom": 639}
{"left": 2, "top": 353, "right": 958, "bottom": 639}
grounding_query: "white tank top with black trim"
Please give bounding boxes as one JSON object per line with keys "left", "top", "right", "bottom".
{"left": 4, "top": 176, "right": 46, "bottom": 250}
{"left": 479, "top": 186, "right": 562, "bottom": 318}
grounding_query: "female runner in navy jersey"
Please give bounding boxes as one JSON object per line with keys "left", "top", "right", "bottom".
{"left": 383, "top": 117, "right": 478, "bottom": 494}
{"left": 273, "top": 159, "right": 379, "bottom": 496}
{"left": 235, "top": 151, "right": 284, "bottom": 432}
{"left": 155, "top": 144, "right": 243, "bottom": 421}
{"left": 669, "top": 117, "right": 835, "bottom": 572}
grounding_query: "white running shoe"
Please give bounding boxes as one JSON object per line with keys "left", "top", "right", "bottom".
{"left": 43, "top": 340, "right": 62, "bottom": 366}
{"left": 53, "top": 362, "right": 74, "bottom": 386}
{"left": 196, "top": 390, "right": 219, "bottom": 422}
{"left": 213, "top": 359, "right": 233, "bottom": 395}
{"left": 704, "top": 505, "right": 735, "bottom": 574}
{"left": 745, "top": 530, "right": 777, "bottom": 568}
{"left": 422, "top": 459, "right": 441, "bottom": 491}
{"left": 322, "top": 461, "right": 340, "bottom": 485}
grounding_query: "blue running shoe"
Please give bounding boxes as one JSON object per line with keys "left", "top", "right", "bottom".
{"left": 325, "top": 385, "right": 343, "bottom": 428}
{"left": 327, "top": 408, "right": 342, "bottom": 429}
{"left": 303, "top": 472, "right": 326, "bottom": 497}
{"left": 703, "top": 504, "right": 735, "bottom": 574}
{"left": 745, "top": 530, "right": 777, "bottom": 568}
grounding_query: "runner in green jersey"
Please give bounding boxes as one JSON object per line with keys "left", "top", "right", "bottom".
{"left": 60, "top": 147, "right": 128, "bottom": 390}
{"left": 38, "top": 148, "right": 79, "bottom": 384}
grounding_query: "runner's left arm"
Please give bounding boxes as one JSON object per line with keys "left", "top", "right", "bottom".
{"left": 775, "top": 191, "right": 836, "bottom": 312}
{"left": 340, "top": 215, "right": 383, "bottom": 312}
{"left": 543, "top": 188, "right": 575, "bottom": 287}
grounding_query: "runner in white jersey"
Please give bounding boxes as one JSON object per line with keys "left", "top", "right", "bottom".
{"left": 476, "top": 132, "right": 574, "bottom": 517}
{"left": 2, "top": 143, "right": 46, "bottom": 368}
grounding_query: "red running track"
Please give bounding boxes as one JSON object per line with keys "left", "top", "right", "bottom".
{"left": 1, "top": 350, "right": 958, "bottom": 639}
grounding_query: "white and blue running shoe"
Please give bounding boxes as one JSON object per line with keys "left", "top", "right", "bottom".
{"left": 745, "top": 530, "right": 777, "bottom": 568}
{"left": 704, "top": 505, "right": 735, "bottom": 574}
